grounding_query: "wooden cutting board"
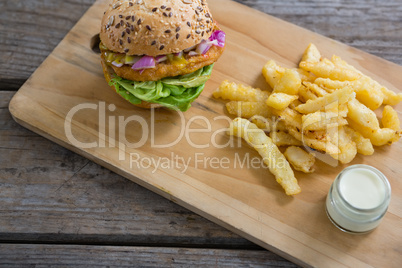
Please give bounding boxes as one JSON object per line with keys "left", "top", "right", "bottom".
{"left": 9, "top": 0, "right": 402, "bottom": 267}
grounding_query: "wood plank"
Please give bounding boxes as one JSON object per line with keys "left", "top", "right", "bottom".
{"left": 8, "top": 0, "right": 402, "bottom": 267}
{"left": 234, "top": 0, "right": 402, "bottom": 65}
{"left": 0, "top": 91, "right": 257, "bottom": 249}
{"left": 0, "top": 244, "right": 298, "bottom": 267}
{"left": 1, "top": 0, "right": 401, "bottom": 90}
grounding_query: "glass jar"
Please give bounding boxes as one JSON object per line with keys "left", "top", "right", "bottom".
{"left": 325, "top": 164, "right": 391, "bottom": 234}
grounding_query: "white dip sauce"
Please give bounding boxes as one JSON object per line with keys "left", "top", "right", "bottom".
{"left": 326, "top": 165, "right": 391, "bottom": 233}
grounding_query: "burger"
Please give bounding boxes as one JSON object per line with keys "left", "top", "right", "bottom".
{"left": 99, "top": 0, "right": 225, "bottom": 111}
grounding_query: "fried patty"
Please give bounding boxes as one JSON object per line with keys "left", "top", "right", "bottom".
{"left": 100, "top": 45, "right": 225, "bottom": 81}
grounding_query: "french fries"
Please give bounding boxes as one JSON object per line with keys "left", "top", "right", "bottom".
{"left": 226, "top": 101, "right": 272, "bottom": 118}
{"left": 213, "top": 80, "right": 269, "bottom": 102}
{"left": 229, "top": 118, "right": 301, "bottom": 195}
{"left": 266, "top": 93, "right": 298, "bottom": 110}
{"left": 295, "top": 86, "right": 355, "bottom": 114}
{"left": 270, "top": 131, "right": 303, "bottom": 147}
{"left": 382, "top": 105, "right": 401, "bottom": 131}
{"left": 284, "top": 146, "right": 315, "bottom": 173}
{"left": 213, "top": 43, "right": 402, "bottom": 195}
{"left": 347, "top": 98, "right": 380, "bottom": 130}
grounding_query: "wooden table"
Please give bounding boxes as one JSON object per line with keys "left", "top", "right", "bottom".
{"left": 1, "top": 0, "right": 401, "bottom": 266}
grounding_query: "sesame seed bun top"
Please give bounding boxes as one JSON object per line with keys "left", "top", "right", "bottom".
{"left": 100, "top": 0, "right": 217, "bottom": 57}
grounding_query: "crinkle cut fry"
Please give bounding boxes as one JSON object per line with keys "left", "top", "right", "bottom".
{"left": 230, "top": 118, "right": 301, "bottom": 195}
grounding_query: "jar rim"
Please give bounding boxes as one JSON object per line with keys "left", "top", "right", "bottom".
{"left": 335, "top": 164, "right": 391, "bottom": 212}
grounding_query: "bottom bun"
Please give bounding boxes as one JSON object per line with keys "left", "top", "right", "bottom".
{"left": 101, "top": 58, "right": 162, "bottom": 109}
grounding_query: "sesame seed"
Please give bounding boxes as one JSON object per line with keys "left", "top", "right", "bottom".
{"left": 165, "top": 29, "right": 171, "bottom": 33}
{"left": 121, "top": 31, "right": 125, "bottom": 37}
{"left": 160, "top": 45, "right": 165, "bottom": 50}
{"left": 115, "top": 23, "right": 120, "bottom": 28}
{"left": 127, "top": 37, "right": 131, "bottom": 43}
{"left": 176, "top": 26, "right": 181, "bottom": 32}
{"left": 161, "top": 5, "right": 166, "bottom": 9}
{"left": 176, "top": 33, "right": 180, "bottom": 39}
{"left": 195, "top": 10, "right": 199, "bottom": 15}
{"left": 197, "top": 18, "right": 202, "bottom": 22}
{"left": 146, "top": 25, "right": 151, "bottom": 31}
{"left": 166, "top": 7, "right": 171, "bottom": 11}
{"left": 201, "top": 31, "right": 204, "bottom": 36}
{"left": 130, "top": 25, "right": 135, "bottom": 31}
{"left": 124, "top": 48, "right": 129, "bottom": 53}
{"left": 126, "top": 15, "right": 131, "bottom": 20}
{"left": 119, "top": 39, "right": 123, "bottom": 45}
{"left": 195, "top": 29, "right": 201, "bottom": 34}
{"left": 169, "top": 12, "right": 173, "bottom": 17}
{"left": 129, "top": 2, "right": 133, "bottom": 7}
{"left": 187, "top": 21, "right": 191, "bottom": 27}
{"left": 186, "top": 34, "right": 191, "bottom": 39}
{"left": 106, "top": 15, "right": 114, "bottom": 28}
{"left": 137, "top": 19, "right": 142, "bottom": 25}
{"left": 126, "top": 28, "right": 131, "bottom": 34}
{"left": 132, "top": 15, "right": 135, "bottom": 21}
{"left": 119, "top": 15, "right": 123, "bottom": 18}
{"left": 151, "top": 40, "right": 156, "bottom": 45}
{"left": 205, "top": 13, "right": 210, "bottom": 18}
{"left": 152, "top": 7, "right": 157, "bottom": 12}
{"left": 120, "top": 20, "right": 124, "bottom": 26}
{"left": 163, "top": 12, "right": 168, "bottom": 17}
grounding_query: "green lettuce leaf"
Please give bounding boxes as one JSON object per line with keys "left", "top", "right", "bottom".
{"left": 109, "top": 64, "right": 214, "bottom": 111}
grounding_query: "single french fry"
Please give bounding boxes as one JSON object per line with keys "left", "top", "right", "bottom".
{"left": 229, "top": 118, "right": 301, "bottom": 195}
{"left": 381, "top": 87, "right": 402, "bottom": 105}
{"left": 266, "top": 93, "right": 299, "bottom": 110}
{"left": 382, "top": 105, "right": 401, "bottom": 131}
{"left": 214, "top": 80, "right": 270, "bottom": 102}
{"left": 300, "top": 43, "right": 321, "bottom": 64}
{"left": 262, "top": 60, "right": 285, "bottom": 89}
{"left": 273, "top": 69, "right": 301, "bottom": 95}
{"left": 347, "top": 98, "right": 380, "bottom": 130}
{"left": 284, "top": 146, "right": 315, "bottom": 173}
{"left": 226, "top": 101, "right": 272, "bottom": 118}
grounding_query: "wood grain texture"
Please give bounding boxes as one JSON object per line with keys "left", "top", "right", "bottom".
{"left": 0, "top": 92, "right": 256, "bottom": 249}
{"left": 234, "top": 0, "right": 402, "bottom": 65}
{"left": 2, "top": 0, "right": 402, "bottom": 267}
{"left": 1, "top": 0, "right": 401, "bottom": 90}
{"left": 7, "top": 0, "right": 402, "bottom": 267}
{"left": 0, "top": 0, "right": 96, "bottom": 90}
{"left": 0, "top": 244, "right": 298, "bottom": 267}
